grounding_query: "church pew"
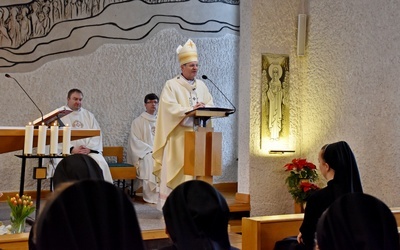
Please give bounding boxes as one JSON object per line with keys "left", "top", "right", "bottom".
{"left": 0, "top": 232, "right": 29, "bottom": 250}
{"left": 242, "top": 207, "right": 400, "bottom": 250}
{"left": 392, "top": 207, "right": 400, "bottom": 224}
{"left": 0, "top": 230, "right": 239, "bottom": 249}
{"left": 242, "top": 213, "right": 303, "bottom": 250}
{"left": 0, "top": 230, "right": 169, "bottom": 249}
{"left": 0, "top": 230, "right": 169, "bottom": 250}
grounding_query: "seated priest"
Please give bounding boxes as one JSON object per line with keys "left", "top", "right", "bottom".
{"left": 127, "top": 93, "right": 159, "bottom": 204}
{"left": 47, "top": 88, "right": 113, "bottom": 183}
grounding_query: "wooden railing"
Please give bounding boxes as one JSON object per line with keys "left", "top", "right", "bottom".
{"left": 242, "top": 213, "right": 303, "bottom": 250}
{"left": 0, "top": 230, "right": 168, "bottom": 249}
{"left": 0, "top": 232, "right": 29, "bottom": 250}
{"left": 242, "top": 207, "right": 400, "bottom": 250}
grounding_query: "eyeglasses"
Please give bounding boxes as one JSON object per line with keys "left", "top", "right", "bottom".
{"left": 146, "top": 100, "right": 158, "bottom": 104}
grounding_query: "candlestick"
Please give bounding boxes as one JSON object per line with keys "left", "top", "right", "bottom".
{"left": 50, "top": 122, "right": 59, "bottom": 156}
{"left": 37, "top": 123, "right": 47, "bottom": 156}
{"left": 62, "top": 124, "right": 71, "bottom": 156}
{"left": 24, "top": 122, "right": 34, "bottom": 156}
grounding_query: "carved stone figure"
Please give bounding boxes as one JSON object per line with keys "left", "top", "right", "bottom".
{"left": 267, "top": 64, "right": 284, "bottom": 140}
{"left": 0, "top": 8, "right": 12, "bottom": 47}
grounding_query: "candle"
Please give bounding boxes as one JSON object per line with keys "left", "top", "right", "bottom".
{"left": 24, "top": 122, "right": 34, "bottom": 156}
{"left": 50, "top": 122, "right": 59, "bottom": 156}
{"left": 37, "top": 123, "right": 47, "bottom": 156}
{"left": 62, "top": 124, "right": 71, "bottom": 156}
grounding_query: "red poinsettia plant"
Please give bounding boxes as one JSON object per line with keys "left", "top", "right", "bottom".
{"left": 284, "top": 158, "right": 320, "bottom": 204}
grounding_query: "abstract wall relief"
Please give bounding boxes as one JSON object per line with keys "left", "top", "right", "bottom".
{"left": 0, "top": 0, "right": 239, "bottom": 72}
{"left": 197, "top": 0, "right": 239, "bottom": 3}
{"left": 261, "top": 54, "right": 290, "bottom": 147}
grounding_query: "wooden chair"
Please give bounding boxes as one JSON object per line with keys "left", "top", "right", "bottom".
{"left": 103, "top": 146, "right": 136, "bottom": 196}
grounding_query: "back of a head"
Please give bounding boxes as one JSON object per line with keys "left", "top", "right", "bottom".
{"left": 162, "top": 180, "right": 231, "bottom": 250}
{"left": 32, "top": 179, "right": 144, "bottom": 250}
{"left": 52, "top": 154, "right": 104, "bottom": 190}
{"left": 317, "top": 193, "right": 400, "bottom": 250}
{"left": 323, "top": 141, "right": 363, "bottom": 195}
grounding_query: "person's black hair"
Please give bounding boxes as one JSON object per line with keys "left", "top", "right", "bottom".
{"left": 144, "top": 93, "right": 159, "bottom": 103}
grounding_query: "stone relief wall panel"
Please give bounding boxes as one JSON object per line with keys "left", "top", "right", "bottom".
{"left": 261, "top": 53, "right": 289, "bottom": 147}
{"left": 0, "top": 0, "right": 239, "bottom": 72}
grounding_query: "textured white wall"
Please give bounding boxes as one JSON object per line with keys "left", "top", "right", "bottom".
{"left": 237, "top": 0, "right": 252, "bottom": 195}
{"left": 240, "top": 0, "right": 400, "bottom": 216}
{"left": 0, "top": 29, "right": 239, "bottom": 192}
{"left": 239, "top": 0, "right": 303, "bottom": 215}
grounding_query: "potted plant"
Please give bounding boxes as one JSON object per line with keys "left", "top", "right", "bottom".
{"left": 284, "top": 158, "right": 320, "bottom": 211}
{"left": 7, "top": 194, "right": 35, "bottom": 234}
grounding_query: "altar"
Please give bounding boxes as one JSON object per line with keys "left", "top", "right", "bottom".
{"left": 0, "top": 126, "right": 100, "bottom": 154}
{"left": 0, "top": 126, "right": 100, "bottom": 215}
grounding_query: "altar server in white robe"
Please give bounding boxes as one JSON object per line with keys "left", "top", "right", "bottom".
{"left": 127, "top": 93, "right": 159, "bottom": 204}
{"left": 48, "top": 88, "right": 113, "bottom": 183}
{"left": 153, "top": 39, "right": 214, "bottom": 210}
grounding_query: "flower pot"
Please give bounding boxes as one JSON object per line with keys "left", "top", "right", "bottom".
{"left": 294, "top": 201, "right": 306, "bottom": 213}
{"left": 11, "top": 218, "right": 26, "bottom": 234}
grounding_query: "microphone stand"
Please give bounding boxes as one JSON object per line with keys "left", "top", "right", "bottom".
{"left": 201, "top": 75, "right": 236, "bottom": 114}
{"left": 5, "top": 74, "right": 44, "bottom": 123}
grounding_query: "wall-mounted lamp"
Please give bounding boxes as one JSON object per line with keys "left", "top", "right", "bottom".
{"left": 297, "top": 14, "right": 307, "bottom": 56}
{"left": 269, "top": 150, "right": 295, "bottom": 155}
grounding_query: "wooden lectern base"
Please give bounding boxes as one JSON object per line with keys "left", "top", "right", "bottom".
{"left": 184, "top": 127, "right": 222, "bottom": 184}
{"left": 182, "top": 107, "right": 231, "bottom": 183}
{"left": 197, "top": 175, "right": 213, "bottom": 185}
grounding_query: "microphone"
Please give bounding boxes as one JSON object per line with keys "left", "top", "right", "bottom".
{"left": 5, "top": 74, "right": 44, "bottom": 123}
{"left": 201, "top": 75, "right": 236, "bottom": 114}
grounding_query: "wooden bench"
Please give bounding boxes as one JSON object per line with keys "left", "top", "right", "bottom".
{"left": 242, "top": 213, "right": 303, "bottom": 250}
{"left": 242, "top": 207, "right": 400, "bottom": 250}
{"left": 0, "top": 232, "right": 29, "bottom": 250}
{"left": 103, "top": 146, "right": 136, "bottom": 195}
{"left": 0, "top": 230, "right": 242, "bottom": 250}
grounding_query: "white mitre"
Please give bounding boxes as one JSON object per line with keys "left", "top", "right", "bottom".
{"left": 176, "top": 39, "right": 198, "bottom": 65}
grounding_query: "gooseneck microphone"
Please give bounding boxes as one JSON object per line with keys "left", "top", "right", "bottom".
{"left": 201, "top": 75, "right": 236, "bottom": 114}
{"left": 5, "top": 74, "right": 44, "bottom": 122}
